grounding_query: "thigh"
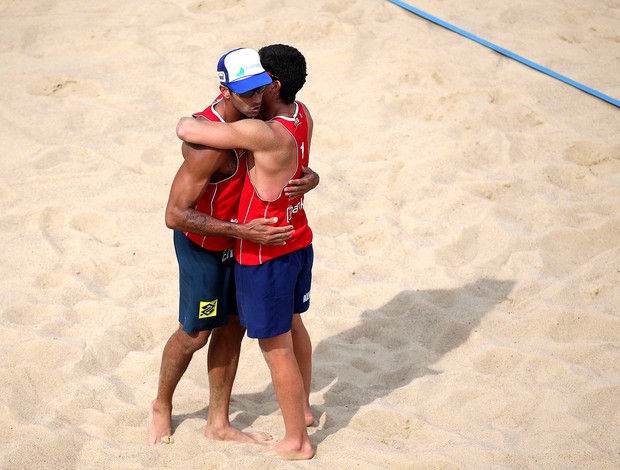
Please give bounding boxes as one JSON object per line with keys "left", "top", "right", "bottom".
{"left": 235, "top": 253, "right": 304, "bottom": 339}
{"left": 174, "top": 231, "right": 230, "bottom": 334}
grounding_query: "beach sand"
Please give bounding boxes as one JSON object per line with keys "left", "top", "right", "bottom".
{"left": 1, "top": 0, "right": 619, "bottom": 468}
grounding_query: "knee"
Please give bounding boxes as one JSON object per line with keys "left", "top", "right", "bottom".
{"left": 175, "top": 328, "right": 210, "bottom": 353}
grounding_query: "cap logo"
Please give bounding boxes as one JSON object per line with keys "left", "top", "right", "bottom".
{"left": 216, "top": 48, "right": 271, "bottom": 92}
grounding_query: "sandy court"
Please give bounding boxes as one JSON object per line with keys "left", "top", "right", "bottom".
{"left": 0, "top": 0, "right": 619, "bottom": 468}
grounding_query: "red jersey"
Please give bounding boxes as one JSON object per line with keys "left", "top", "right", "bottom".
{"left": 236, "top": 101, "right": 313, "bottom": 265}
{"left": 184, "top": 96, "right": 246, "bottom": 251}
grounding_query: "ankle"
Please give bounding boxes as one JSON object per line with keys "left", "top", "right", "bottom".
{"left": 151, "top": 399, "right": 172, "bottom": 413}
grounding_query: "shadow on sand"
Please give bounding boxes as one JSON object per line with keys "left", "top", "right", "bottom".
{"left": 229, "top": 277, "right": 515, "bottom": 446}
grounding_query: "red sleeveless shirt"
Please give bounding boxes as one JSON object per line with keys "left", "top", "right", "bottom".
{"left": 236, "top": 101, "right": 313, "bottom": 265}
{"left": 184, "top": 96, "right": 247, "bottom": 251}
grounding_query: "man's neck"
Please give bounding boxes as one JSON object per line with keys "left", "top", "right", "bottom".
{"left": 261, "top": 99, "right": 295, "bottom": 121}
{"left": 214, "top": 99, "right": 243, "bottom": 123}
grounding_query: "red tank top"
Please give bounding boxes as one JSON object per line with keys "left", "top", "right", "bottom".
{"left": 184, "top": 96, "right": 247, "bottom": 251}
{"left": 236, "top": 101, "right": 313, "bottom": 265}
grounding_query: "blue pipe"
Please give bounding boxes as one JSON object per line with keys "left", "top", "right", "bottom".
{"left": 387, "top": 0, "right": 619, "bottom": 108}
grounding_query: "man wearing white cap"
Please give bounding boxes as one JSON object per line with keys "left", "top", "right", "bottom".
{"left": 177, "top": 44, "right": 316, "bottom": 460}
{"left": 149, "top": 47, "right": 319, "bottom": 446}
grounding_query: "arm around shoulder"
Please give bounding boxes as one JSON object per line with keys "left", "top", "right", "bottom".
{"left": 177, "top": 117, "right": 273, "bottom": 152}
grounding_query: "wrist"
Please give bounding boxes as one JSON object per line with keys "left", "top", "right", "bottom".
{"left": 231, "top": 222, "right": 248, "bottom": 240}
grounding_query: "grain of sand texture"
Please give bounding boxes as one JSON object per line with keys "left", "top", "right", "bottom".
{"left": 1, "top": 0, "right": 619, "bottom": 468}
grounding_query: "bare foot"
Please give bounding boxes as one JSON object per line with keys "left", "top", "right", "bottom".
{"left": 204, "top": 424, "right": 273, "bottom": 445}
{"left": 148, "top": 400, "right": 173, "bottom": 445}
{"left": 260, "top": 439, "right": 315, "bottom": 460}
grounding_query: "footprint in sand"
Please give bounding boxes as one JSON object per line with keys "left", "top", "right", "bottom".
{"left": 472, "top": 348, "right": 525, "bottom": 377}
{"left": 2, "top": 304, "right": 63, "bottom": 327}
{"left": 187, "top": 1, "right": 235, "bottom": 14}
{"left": 69, "top": 212, "right": 119, "bottom": 247}
{"left": 31, "top": 145, "right": 101, "bottom": 172}
{"left": 79, "top": 323, "right": 153, "bottom": 375}
{"left": 564, "top": 141, "right": 617, "bottom": 168}
{"left": 140, "top": 146, "right": 172, "bottom": 167}
{"left": 26, "top": 76, "right": 101, "bottom": 98}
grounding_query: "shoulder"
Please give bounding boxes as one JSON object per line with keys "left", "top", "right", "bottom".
{"left": 297, "top": 101, "right": 311, "bottom": 117}
{"left": 235, "top": 118, "right": 278, "bottom": 144}
{"left": 182, "top": 142, "right": 231, "bottom": 171}
{"left": 297, "top": 101, "right": 313, "bottom": 134}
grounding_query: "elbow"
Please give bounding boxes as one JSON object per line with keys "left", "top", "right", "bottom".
{"left": 165, "top": 207, "right": 181, "bottom": 230}
{"left": 165, "top": 211, "right": 175, "bottom": 230}
{"left": 176, "top": 119, "right": 192, "bottom": 142}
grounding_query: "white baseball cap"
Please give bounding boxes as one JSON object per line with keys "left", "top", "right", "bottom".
{"left": 217, "top": 48, "right": 272, "bottom": 93}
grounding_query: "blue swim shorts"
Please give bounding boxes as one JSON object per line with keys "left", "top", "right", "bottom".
{"left": 235, "top": 244, "right": 313, "bottom": 339}
{"left": 174, "top": 230, "right": 237, "bottom": 334}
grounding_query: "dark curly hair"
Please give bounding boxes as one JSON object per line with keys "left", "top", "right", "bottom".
{"left": 259, "top": 44, "right": 307, "bottom": 104}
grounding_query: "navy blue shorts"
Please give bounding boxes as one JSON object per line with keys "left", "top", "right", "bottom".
{"left": 174, "top": 231, "right": 237, "bottom": 334}
{"left": 235, "top": 245, "right": 313, "bottom": 339}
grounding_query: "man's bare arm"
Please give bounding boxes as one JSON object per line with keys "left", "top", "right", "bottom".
{"left": 165, "top": 144, "right": 293, "bottom": 245}
{"left": 284, "top": 166, "right": 320, "bottom": 199}
{"left": 176, "top": 117, "right": 275, "bottom": 153}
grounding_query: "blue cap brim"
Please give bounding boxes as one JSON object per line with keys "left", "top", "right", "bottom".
{"left": 227, "top": 72, "right": 272, "bottom": 93}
